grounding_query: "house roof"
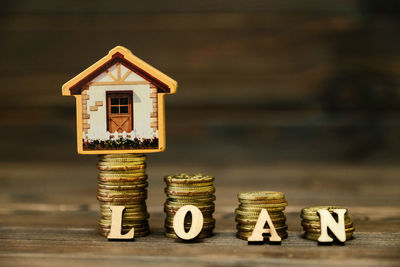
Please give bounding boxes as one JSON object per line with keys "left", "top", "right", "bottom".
{"left": 62, "top": 46, "right": 177, "bottom": 96}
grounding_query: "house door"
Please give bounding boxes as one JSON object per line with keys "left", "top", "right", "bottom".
{"left": 107, "top": 91, "right": 133, "bottom": 133}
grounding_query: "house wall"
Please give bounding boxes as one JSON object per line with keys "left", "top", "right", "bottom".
{"left": 82, "top": 64, "right": 158, "bottom": 141}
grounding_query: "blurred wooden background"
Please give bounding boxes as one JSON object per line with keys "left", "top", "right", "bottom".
{"left": 0, "top": 0, "right": 399, "bottom": 164}
{"left": 0, "top": 1, "right": 400, "bottom": 266}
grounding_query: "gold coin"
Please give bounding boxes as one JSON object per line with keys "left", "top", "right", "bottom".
{"left": 97, "top": 195, "right": 147, "bottom": 202}
{"left": 98, "top": 219, "right": 148, "bottom": 226}
{"left": 101, "top": 203, "right": 147, "bottom": 209}
{"left": 164, "top": 216, "right": 215, "bottom": 225}
{"left": 301, "top": 206, "right": 347, "bottom": 216}
{"left": 97, "top": 189, "right": 147, "bottom": 196}
{"left": 301, "top": 214, "right": 350, "bottom": 221}
{"left": 164, "top": 173, "right": 214, "bottom": 184}
{"left": 98, "top": 183, "right": 148, "bottom": 190}
{"left": 164, "top": 207, "right": 214, "bottom": 215}
{"left": 97, "top": 192, "right": 147, "bottom": 198}
{"left": 301, "top": 218, "right": 353, "bottom": 229}
{"left": 167, "top": 195, "right": 216, "bottom": 202}
{"left": 238, "top": 203, "right": 288, "bottom": 211}
{"left": 100, "top": 215, "right": 150, "bottom": 225}
{"left": 101, "top": 210, "right": 149, "bottom": 217}
{"left": 165, "top": 189, "right": 215, "bottom": 197}
{"left": 164, "top": 203, "right": 215, "bottom": 210}
{"left": 101, "top": 211, "right": 149, "bottom": 221}
{"left": 166, "top": 185, "right": 215, "bottom": 192}
{"left": 98, "top": 175, "right": 148, "bottom": 182}
{"left": 99, "top": 170, "right": 146, "bottom": 177}
{"left": 235, "top": 208, "right": 286, "bottom": 217}
{"left": 164, "top": 223, "right": 215, "bottom": 231}
{"left": 237, "top": 223, "right": 288, "bottom": 231}
{"left": 100, "top": 209, "right": 148, "bottom": 215}
{"left": 238, "top": 191, "right": 285, "bottom": 201}
{"left": 164, "top": 220, "right": 215, "bottom": 227}
{"left": 98, "top": 156, "right": 146, "bottom": 163}
{"left": 167, "top": 182, "right": 215, "bottom": 187}
{"left": 98, "top": 164, "right": 146, "bottom": 171}
{"left": 239, "top": 201, "right": 288, "bottom": 207}
{"left": 164, "top": 201, "right": 214, "bottom": 208}
{"left": 235, "top": 216, "right": 286, "bottom": 225}
{"left": 100, "top": 154, "right": 146, "bottom": 159}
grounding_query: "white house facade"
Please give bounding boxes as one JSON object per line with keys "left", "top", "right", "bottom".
{"left": 81, "top": 63, "right": 158, "bottom": 142}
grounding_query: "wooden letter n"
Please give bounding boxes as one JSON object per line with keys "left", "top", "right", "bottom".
{"left": 317, "top": 209, "right": 346, "bottom": 243}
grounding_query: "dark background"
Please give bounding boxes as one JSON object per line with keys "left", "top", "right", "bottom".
{"left": 1, "top": 0, "right": 399, "bottom": 165}
{"left": 1, "top": 1, "right": 400, "bottom": 265}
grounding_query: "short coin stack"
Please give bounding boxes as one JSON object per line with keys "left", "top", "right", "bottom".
{"left": 301, "top": 206, "right": 355, "bottom": 241}
{"left": 97, "top": 154, "right": 150, "bottom": 237}
{"left": 164, "top": 173, "right": 216, "bottom": 239}
{"left": 235, "top": 191, "right": 288, "bottom": 240}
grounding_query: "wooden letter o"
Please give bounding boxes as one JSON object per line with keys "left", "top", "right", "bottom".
{"left": 173, "top": 205, "right": 204, "bottom": 240}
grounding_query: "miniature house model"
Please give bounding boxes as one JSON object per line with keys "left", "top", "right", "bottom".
{"left": 62, "top": 46, "right": 177, "bottom": 154}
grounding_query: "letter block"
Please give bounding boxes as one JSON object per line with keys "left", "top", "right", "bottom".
{"left": 248, "top": 209, "right": 281, "bottom": 243}
{"left": 173, "top": 205, "right": 204, "bottom": 240}
{"left": 317, "top": 208, "right": 347, "bottom": 243}
{"left": 107, "top": 206, "right": 134, "bottom": 240}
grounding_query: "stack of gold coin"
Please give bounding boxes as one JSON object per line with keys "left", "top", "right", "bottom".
{"left": 97, "top": 154, "right": 150, "bottom": 237}
{"left": 301, "top": 206, "right": 355, "bottom": 241}
{"left": 235, "top": 191, "right": 288, "bottom": 240}
{"left": 164, "top": 173, "right": 216, "bottom": 239}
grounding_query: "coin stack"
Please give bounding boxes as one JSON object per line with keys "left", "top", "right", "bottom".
{"left": 97, "top": 154, "right": 150, "bottom": 237}
{"left": 164, "top": 173, "right": 216, "bottom": 239}
{"left": 235, "top": 191, "right": 288, "bottom": 240}
{"left": 301, "top": 206, "right": 355, "bottom": 241}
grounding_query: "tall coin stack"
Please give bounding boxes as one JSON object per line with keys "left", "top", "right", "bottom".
{"left": 301, "top": 206, "right": 355, "bottom": 241}
{"left": 97, "top": 154, "right": 150, "bottom": 237}
{"left": 164, "top": 173, "right": 216, "bottom": 239}
{"left": 235, "top": 191, "right": 288, "bottom": 240}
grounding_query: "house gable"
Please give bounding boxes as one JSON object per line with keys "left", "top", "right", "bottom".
{"left": 62, "top": 46, "right": 177, "bottom": 96}
{"left": 91, "top": 63, "right": 147, "bottom": 83}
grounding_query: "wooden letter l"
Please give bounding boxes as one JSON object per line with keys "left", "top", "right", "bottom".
{"left": 107, "top": 206, "right": 134, "bottom": 240}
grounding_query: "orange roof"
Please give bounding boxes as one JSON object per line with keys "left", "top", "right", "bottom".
{"left": 62, "top": 46, "right": 177, "bottom": 96}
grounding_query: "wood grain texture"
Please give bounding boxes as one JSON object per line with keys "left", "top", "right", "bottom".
{"left": 0, "top": 162, "right": 399, "bottom": 266}
{"left": 0, "top": 229, "right": 399, "bottom": 267}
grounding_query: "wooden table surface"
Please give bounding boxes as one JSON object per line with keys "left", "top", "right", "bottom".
{"left": 1, "top": 0, "right": 400, "bottom": 266}
{"left": 1, "top": 160, "right": 399, "bottom": 266}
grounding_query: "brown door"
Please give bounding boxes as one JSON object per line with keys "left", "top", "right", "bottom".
{"left": 107, "top": 92, "right": 133, "bottom": 133}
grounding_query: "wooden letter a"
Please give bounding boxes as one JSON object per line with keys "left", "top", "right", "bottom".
{"left": 107, "top": 206, "right": 134, "bottom": 240}
{"left": 248, "top": 208, "right": 281, "bottom": 243}
{"left": 317, "top": 209, "right": 346, "bottom": 242}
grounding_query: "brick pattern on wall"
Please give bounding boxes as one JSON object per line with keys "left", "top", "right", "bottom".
{"left": 81, "top": 88, "right": 90, "bottom": 134}
{"left": 89, "top": 101, "right": 103, "bottom": 112}
{"left": 150, "top": 84, "right": 158, "bottom": 132}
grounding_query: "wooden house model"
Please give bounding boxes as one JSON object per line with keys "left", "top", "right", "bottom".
{"left": 62, "top": 46, "right": 177, "bottom": 154}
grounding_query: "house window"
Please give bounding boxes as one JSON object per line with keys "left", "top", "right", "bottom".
{"left": 106, "top": 92, "right": 133, "bottom": 133}
{"left": 110, "top": 97, "right": 129, "bottom": 114}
